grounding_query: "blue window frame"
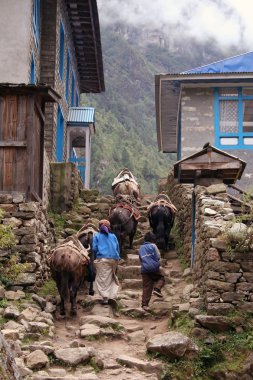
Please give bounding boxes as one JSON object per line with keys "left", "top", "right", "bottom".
{"left": 30, "top": 53, "right": 35, "bottom": 84}
{"left": 56, "top": 106, "right": 64, "bottom": 161}
{"left": 71, "top": 72, "right": 75, "bottom": 106}
{"left": 214, "top": 87, "right": 253, "bottom": 149}
{"left": 76, "top": 91, "right": 79, "bottom": 107}
{"left": 33, "top": 0, "right": 40, "bottom": 47}
{"left": 59, "top": 21, "right": 65, "bottom": 81}
{"left": 65, "top": 50, "right": 70, "bottom": 100}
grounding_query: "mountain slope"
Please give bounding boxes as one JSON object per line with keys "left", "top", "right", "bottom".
{"left": 82, "top": 26, "right": 240, "bottom": 194}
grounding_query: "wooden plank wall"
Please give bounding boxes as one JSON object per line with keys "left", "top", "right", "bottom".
{"left": 0, "top": 94, "right": 43, "bottom": 200}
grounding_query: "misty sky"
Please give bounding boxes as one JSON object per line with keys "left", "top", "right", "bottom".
{"left": 98, "top": 0, "right": 253, "bottom": 50}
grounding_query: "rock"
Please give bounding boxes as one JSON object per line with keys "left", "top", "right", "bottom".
{"left": 20, "top": 306, "right": 40, "bottom": 321}
{"left": 128, "top": 330, "right": 146, "bottom": 343}
{"left": 47, "top": 368, "right": 67, "bottom": 376}
{"left": 0, "top": 286, "right": 5, "bottom": 299}
{"left": 25, "top": 349, "right": 49, "bottom": 370}
{"left": 1, "top": 329, "right": 20, "bottom": 340}
{"left": 206, "top": 183, "right": 227, "bottom": 195}
{"left": 195, "top": 315, "right": 233, "bottom": 332}
{"left": 5, "top": 290, "right": 25, "bottom": 300}
{"left": 117, "top": 355, "right": 163, "bottom": 375}
{"left": 80, "top": 315, "right": 124, "bottom": 330}
{"left": 207, "top": 303, "right": 235, "bottom": 315}
{"left": 3, "top": 306, "right": 20, "bottom": 319}
{"left": 14, "top": 272, "right": 36, "bottom": 285}
{"left": 28, "top": 321, "right": 49, "bottom": 333}
{"left": 147, "top": 331, "right": 199, "bottom": 360}
{"left": 204, "top": 208, "right": 217, "bottom": 216}
{"left": 32, "top": 294, "right": 47, "bottom": 309}
{"left": 44, "top": 301, "right": 57, "bottom": 313}
{"left": 4, "top": 320, "right": 25, "bottom": 332}
{"left": 227, "top": 223, "right": 247, "bottom": 242}
{"left": 22, "top": 344, "right": 54, "bottom": 355}
{"left": 80, "top": 323, "right": 101, "bottom": 338}
{"left": 54, "top": 347, "right": 94, "bottom": 366}
{"left": 15, "top": 357, "right": 33, "bottom": 377}
{"left": 183, "top": 268, "right": 192, "bottom": 278}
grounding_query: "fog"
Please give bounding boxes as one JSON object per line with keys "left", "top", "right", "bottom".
{"left": 97, "top": 0, "right": 253, "bottom": 49}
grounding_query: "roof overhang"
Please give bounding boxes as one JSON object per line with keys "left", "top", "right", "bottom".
{"left": 65, "top": 0, "right": 105, "bottom": 93}
{"left": 155, "top": 73, "right": 253, "bottom": 153}
{"left": 174, "top": 144, "right": 247, "bottom": 184}
{"left": 0, "top": 83, "right": 61, "bottom": 102}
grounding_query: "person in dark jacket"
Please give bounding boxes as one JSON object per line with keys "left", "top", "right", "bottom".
{"left": 139, "top": 231, "right": 165, "bottom": 311}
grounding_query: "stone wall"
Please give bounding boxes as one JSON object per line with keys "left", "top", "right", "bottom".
{"left": 0, "top": 194, "right": 54, "bottom": 291}
{"left": 166, "top": 173, "right": 193, "bottom": 265}
{"left": 50, "top": 162, "right": 82, "bottom": 212}
{"left": 193, "top": 184, "right": 253, "bottom": 315}
{"left": 166, "top": 175, "right": 253, "bottom": 314}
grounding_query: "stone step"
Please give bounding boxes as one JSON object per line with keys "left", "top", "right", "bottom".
{"left": 126, "top": 254, "right": 140, "bottom": 266}
{"left": 121, "top": 279, "right": 142, "bottom": 289}
{"left": 118, "top": 265, "right": 141, "bottom": 280}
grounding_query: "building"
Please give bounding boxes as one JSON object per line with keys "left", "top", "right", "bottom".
{"left": 0, "top": 0, "right": 104, "bottom": 198}
{"left": 155, "top": 51, "right": 253, "bottom": 188}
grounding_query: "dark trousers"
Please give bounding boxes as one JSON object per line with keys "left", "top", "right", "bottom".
{"left": 141, "top": 270, "right": 165, "bottom": 307}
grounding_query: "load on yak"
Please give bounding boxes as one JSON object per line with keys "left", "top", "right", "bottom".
{"left": 109, "top": 194, "right": 141, "bottom": 256}
{"left": 112, "top": 168, "right": 141, "bottom": 200}
{"left": 147, "top": 193, "right": 177, "bottom": 251}
{"left": 48, "top": 223, "right": 98, "bottom": 316}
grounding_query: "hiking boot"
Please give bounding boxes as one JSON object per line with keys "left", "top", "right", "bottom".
{"left": 153, "top": 288, "right": 163, "bottom": 298}
{"left": 102, "top": 298, "right": 108, "bottom": 305}
{"left": 142, "top": 305, "right": 150, "bottom": 312}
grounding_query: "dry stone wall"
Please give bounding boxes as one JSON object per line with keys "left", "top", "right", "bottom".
{"left": 0, "top": 194, "right": 54, "bottom": 291}
{"left": 166, "top": 175, "right": 253, "bottom": 315}
{"left": 165, "top": 174, "right": 193, "bottom": 265}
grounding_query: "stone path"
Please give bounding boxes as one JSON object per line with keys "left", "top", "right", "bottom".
{"left": 0, "top": 192, "right": 193, "bottom": 380}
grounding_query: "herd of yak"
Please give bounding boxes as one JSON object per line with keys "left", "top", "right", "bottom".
{"left": 48, "top": 168, "right": 177, "bottom": 316}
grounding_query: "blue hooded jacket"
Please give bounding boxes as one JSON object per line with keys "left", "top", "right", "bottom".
{"left": 139, "top": 242, "right": 161, "bottom": 274}
{"left": 92, "top": 232, "right": 120, "bottom": 260}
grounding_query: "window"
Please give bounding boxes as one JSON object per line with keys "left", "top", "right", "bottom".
{"left": 33, "top": 0, "right": 40, "bottom": 47}
{"left": 56, "top": 106, "right": 64, "bottom": 161}
{"left": 59, "top": 21, "right": 65, "bottom": 80}
{"left": 76, "top": 91, "right": 79, "bottom": 107}
{"left": 65, "top": 50, "right": 70, "bottom": 100}
{"left": 30, "top": 53, "right": 35, "bottom": 84}
{"left": 71, "top": 72, "right": 75, "bottom": 106}
{"left": 214, "top": 87, "right": 253, "bottom": 149}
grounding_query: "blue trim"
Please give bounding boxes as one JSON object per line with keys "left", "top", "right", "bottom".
{"left": 56, "top": 106, "right": 64, "bottom": 161}
{"left": 214, "top": 86, "right": 253, "bottom": 150}
{"left": 59, "top": 21, "right": 65, "bottom": 81}
{"left": 33, "top": 0, "right": 40, "bottom": 47}
{"left": 69, "top": 149, "right": 86, "bottom": 182}
{"left": 29, "top": 53, "right": 35, "bottom": 84}
{"left": 65, "top": 50, "right": 70, "bottom": 100}
{"left": 76, "top": 92, "right": 79, "bottom": 107}
{"left": 71, "top": 72, "right": 75, "bottom": 106}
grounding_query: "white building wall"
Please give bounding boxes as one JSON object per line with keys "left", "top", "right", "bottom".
{"left": 0, "top": 0, "right": 32, "bottom": 83}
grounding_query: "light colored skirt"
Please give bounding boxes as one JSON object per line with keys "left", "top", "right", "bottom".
{"left": 94, "top": 258, "right": 119, "bottom": 299}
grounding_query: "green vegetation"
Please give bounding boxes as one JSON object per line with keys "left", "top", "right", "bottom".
{"left": 159, "top": 314, "right": 253, "bottom": 379}
{"left": 48, "top": 211, "right": 66, "bottom": 238}
{"left": 0, "top": 209, "right": 16, "bottom": 249}
{"left": 37, "top": 279, "right": 58, "bottom": 298}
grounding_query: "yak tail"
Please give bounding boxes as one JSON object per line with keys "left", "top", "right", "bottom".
{"left": 61, "top": 271, "right": 69, "bottom": 301}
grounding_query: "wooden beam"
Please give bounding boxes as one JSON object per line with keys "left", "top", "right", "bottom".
{"left": 0, "top": 141, "right": 27, "bottom": 147}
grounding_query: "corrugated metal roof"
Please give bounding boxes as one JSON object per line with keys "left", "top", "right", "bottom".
{"left": 67, "top": 107, "right": 95, "bottom": 124}
{"left": 182, "top": 51, "right": 253, "bottom": 74}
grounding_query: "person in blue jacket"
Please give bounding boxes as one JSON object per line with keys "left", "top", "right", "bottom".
{"left": 92, "top": 219, "right": 120, "bottom": 305}
{"left": 139, "top": 231, "right": 165, "bottom": 311}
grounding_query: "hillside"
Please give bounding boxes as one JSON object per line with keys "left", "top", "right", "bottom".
{"left": 82, "top": 26, "right": 240, "bottom": 194}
